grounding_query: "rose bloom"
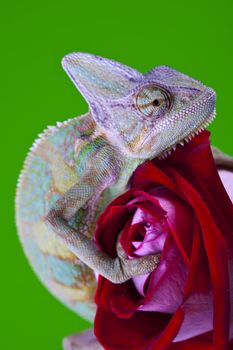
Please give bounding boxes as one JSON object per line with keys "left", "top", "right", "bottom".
{"left": 93, "top": 131, "right": 233, "bottom": 350}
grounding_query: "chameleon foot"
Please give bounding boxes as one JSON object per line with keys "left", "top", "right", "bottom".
{"left": 63, "top": 329, "right": 103, "bottom": 350}
{"left": 111, "top": 238, "right": 161, "bottom": 283}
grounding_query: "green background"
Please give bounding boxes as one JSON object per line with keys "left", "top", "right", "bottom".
{"left": 1, "top": 0, "right": 233, "bottom": 349}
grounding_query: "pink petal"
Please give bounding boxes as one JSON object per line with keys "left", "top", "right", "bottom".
{"left": 218, "top": 169, "right": 233, "bottom": 202}
{"left": 63, "top": 329, "right": 103, "bottom": 350}
{"left": 140, "top": 242, "right": 188, "bottom": 313}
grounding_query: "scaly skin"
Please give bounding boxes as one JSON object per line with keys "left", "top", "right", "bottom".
{"left": 16, "top": 53, "right": 216, "bottom": 337}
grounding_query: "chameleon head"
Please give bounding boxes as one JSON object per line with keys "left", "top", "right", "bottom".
{"left": 62, "top": 53, "right": 216, "bottom": 159}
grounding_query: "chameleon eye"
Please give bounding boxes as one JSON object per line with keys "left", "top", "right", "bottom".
{"left": 136, "top": 86, "right": 172, "bottom": 116}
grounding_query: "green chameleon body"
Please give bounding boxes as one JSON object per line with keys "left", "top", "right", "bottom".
{"left": 16, "top": 53, "right": 219, "bottom": 349}
{"left": 16, "top": 111, "right": 140, "bottom": 320}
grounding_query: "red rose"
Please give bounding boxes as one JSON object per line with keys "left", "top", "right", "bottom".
{"left": 94, "top": 131, "right": 233, "bottom": 350}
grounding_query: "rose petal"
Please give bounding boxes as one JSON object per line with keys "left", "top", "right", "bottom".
{"left": 167, "top": 167, "right": 230, "bottom": 348}
{"left": 218, "top": 169, "right": 233, "bottom": 202}
{"left": 63, "top": 329, "right": 103, "bottom": 350}
{"left": 168, "top": 332, "right": 213, "bottom": 350}
{"left": 140, "top": 238, "right": 188, "bottom": 313}
{"left": 94, "top": 303, "right": 172, "bottom": 350}
{"left": 150, "top": 187, "right": 194, "bottom": 264}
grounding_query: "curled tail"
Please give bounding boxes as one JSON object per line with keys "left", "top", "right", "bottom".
{"left": 15, "top": 117, "right": 97, "bottom": 322}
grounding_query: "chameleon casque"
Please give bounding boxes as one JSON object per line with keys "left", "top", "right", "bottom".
{"left": 16, "top": 53, "right": 219, "bottom": 349}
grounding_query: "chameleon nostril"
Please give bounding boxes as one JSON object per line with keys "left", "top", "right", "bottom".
{"left": 181, "top": 96, "right": 190, "bottom": 103}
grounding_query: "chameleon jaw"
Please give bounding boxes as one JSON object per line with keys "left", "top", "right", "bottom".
{"left": 158, "top": 110, "right": 216, "bottom": 160}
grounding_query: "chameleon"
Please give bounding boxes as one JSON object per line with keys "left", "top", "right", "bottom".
{"left": 16, "top": 52, "right": 218, "bottom": 349}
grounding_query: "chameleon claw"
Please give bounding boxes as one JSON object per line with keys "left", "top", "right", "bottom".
{"left": 106, "top": 237, "right": 161, "bottom": 284}
{"left": 114, "top": 252, "right": 161, "bottom": 284}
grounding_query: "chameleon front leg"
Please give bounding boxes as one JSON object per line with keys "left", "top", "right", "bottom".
{"left": 45, "top": 174, "right": 160, "bottom": 284}
{"left": 211, "top": 146, "right": 233, "bottom": 169}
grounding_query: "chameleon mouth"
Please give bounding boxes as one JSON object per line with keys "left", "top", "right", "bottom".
{"left": 158, "top": 109, "right": 216, "bottom": 159}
